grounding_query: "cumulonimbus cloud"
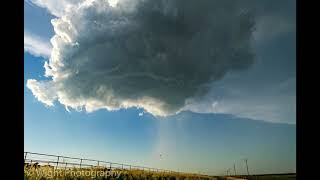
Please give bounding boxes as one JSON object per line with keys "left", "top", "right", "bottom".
{"left": 27, "top": 0, "right": 256, "bottom": 116}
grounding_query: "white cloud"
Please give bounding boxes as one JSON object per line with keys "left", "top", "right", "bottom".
{"left": 24, "top": 31, "right": 52, "bottom": 58}
{"left": 28, "top": 0, "right": 83, "bottom": 17}
{"left": 25, "top": 0, "right": 295, "bottom": 124}
{"left": 27, "top": 0, "right": 256, "bottom": 117}
{"left": 28, "top": 0, "right": 118, "bottom": 17}
{"left": 26, "top": 79, "right": 57, "bottom": 106}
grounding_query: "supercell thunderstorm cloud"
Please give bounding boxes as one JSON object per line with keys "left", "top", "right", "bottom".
{"left": 27, "top": 0, "right": 256, "bottom": 116}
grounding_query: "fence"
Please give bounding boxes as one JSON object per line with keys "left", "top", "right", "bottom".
{"left": 24, "top": 152, "right": 175, "bottom": 173}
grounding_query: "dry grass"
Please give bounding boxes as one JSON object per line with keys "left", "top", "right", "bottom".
{"left": 24, "top": 164, "right": 217, "bottom": 180}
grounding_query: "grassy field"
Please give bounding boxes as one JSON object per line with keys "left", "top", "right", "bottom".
{"left": 247, "top": 174, "right": 296, "bottom": 180}
{"left": 24, "top": 164, "right": 296, "bottom": 180}
{"left": 216, "top": 174, "right": 296, "bottom": 180}
{"left": 24, "top": 165, "right": 217, "bottom": 180}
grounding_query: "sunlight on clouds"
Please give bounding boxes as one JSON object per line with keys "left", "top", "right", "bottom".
{"left": 26, "top": 79, "right": 57, "bottom": 106}
{"left": 28, "top": 0, "right": 119, "bottom": 17}
{"left": 108, "top": 0, "right": 118, "bottom": 7}
{"left": 27, "top": 0, "right": 256, "bottom": 117}
{"left": 24, "top": 31, "right": 52, "bottom": 58}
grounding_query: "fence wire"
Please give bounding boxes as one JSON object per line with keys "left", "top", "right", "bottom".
{"left": 24, "top": 152, "right": 174, "bottom": 173}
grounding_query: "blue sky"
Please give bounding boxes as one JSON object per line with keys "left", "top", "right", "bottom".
{"left": 24, "top": 0, "right": 296, "bottom": 176}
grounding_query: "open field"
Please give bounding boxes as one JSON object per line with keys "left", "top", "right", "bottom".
{"left": 24, "top": 165, "right": 217, "bottom": 180}
{"left": 24, "top": 152, "right": 295, "bottom": 180}
{"left": 246, "top": 174, "right": 296, "bottom": 180}
{"left": 24, "top": 152, "right": 218, "bottom": 179}
{"left": 24, "top": 164, "right": 296, "bottom": 180}
{"left": 217, "top": 174, "right": 296, "bottom": 180}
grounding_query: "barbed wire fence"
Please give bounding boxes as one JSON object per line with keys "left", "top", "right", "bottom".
{"left": 24, "top": 151, "right": 180, "bottom": 174}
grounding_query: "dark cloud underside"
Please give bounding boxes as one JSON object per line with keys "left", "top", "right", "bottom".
{"left": 27, "top": 0, "right": 256, "bottom": 116}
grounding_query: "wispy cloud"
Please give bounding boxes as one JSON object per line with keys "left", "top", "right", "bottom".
{"left": 27, "top": 0, "right": 118, "bottom": 17}
{"left": 24, "top": 31, "right": 52, "bottom": 58}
